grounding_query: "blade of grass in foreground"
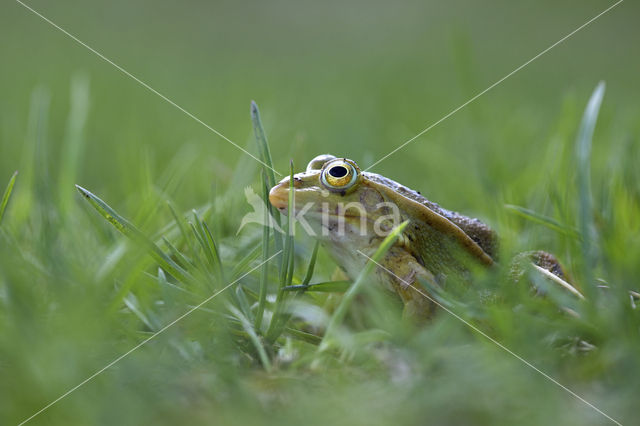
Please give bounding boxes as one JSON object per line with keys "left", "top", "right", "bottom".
{"left": 283, "top": 281, "right": 351, "bottom": 293}
{"left": 0, "top": 171, "right": 18, "bottom": 226}
{"left": 59, "top": 74, "right": 90, "bottom": 218}
{"left": 281, "top": 160, "right": 296, "bottom": 285}
{"left": 250, "top": 101, "right": 284, "bottom": 262}
{"left": 281, "top": 241, "right": 331, "bottom": 293}
{"left": 254, "top": 172, "right": 272, "bottom": 331}
{"left": 575, "top": 82, "right": 605, "bottom": 297}
{"left": 265, "top": 241, "right": 323, "bottom": 339}
{"left": 300, "top": 240, "right": 320, "bottom": 286}
{"left": 190, "top": 210, "right": 224, "bottom": 284}
{"left": 250, "top": 101, "right": 277, "bottom": 191}
{"left": 76, "top": 184, "right": 195, "bottom": 286}
{"left": 504, "top": 204, "right": 579, "bottom": 238}
{"left": 318, "top": 221, "right": 409, "bottom": 354}
{"left": 167, "top": 202, "right": 202, "bottom": 269}
{"left": 227, "top": 304, "right": 272, "bottom": 372}
{"left": 265, "top": 161, "right": 296, "bottom": 343}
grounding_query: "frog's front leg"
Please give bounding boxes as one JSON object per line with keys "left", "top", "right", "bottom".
{"left": 377, "top": 247, "right": 438, "bottom": 319}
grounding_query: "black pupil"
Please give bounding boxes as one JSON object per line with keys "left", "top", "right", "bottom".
{"left": 328, "top": 165, "right": 348, "bottom": 178}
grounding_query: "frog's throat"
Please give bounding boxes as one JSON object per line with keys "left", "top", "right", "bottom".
{"left": 374, "top": 184, "right": 494, "bottom": 266}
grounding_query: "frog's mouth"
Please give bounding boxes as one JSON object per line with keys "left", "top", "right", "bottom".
{"left": 268, "top": 187, "right": 365, "bottom": 220}
{"left": 268, "top": 186, "right": 288, "bottom": 210}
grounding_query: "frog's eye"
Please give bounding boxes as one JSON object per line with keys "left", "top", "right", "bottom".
{"left": 321, "top": 159, "right": 359, "bottom": 191}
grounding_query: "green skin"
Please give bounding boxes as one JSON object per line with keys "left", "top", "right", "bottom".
{"left": 269, "top": 154, "right": 565, "bottom": 317}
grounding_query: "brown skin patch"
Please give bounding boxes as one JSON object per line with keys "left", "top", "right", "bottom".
{"left": 359, "top": 187, "right": 385, "bottom": 210}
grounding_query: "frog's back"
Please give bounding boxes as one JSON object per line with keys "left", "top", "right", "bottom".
{"left": 364, "top": 173, "right": 498, "bottom": 259}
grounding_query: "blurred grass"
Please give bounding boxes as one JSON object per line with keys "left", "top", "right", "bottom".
{"left": 0, "top": 171, "right": 18, "bottom": 225}
{"left": 1, "top": 0, "right": 639, "bottom": 425}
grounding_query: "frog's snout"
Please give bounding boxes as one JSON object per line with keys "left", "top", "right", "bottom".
{"left": 268, "top": 181, "right": 289, "bottom": 210}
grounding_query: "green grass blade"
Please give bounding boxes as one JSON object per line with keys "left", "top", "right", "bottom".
{"left": 235, "top": 285, "right": 254, "bottom": 323}
{"left": 189, "top": 214, "right": 220, "bottom": 283}
{"left": 59, "top": 74, "right": 90, "bottom": 217}
{"left": 269, "top": 242, "right": 325, "bottom": 340}
{"left": 300, "top": 241, "right": 320, "bottom": 286}
{"left": 124, "top": 293, "right": 161, "bottom": 331}
{"left": 504, "top": 204, "right": 579, "bottom": 238}
{"left": 575, "top": 82, "right": 605, "bottom": 295}
{"left": 251, "top": 101, "right": 284, "bottom": 255}
{"left": 318, "top": 221, "right": 409, "bottom": 354}
{"left": 14, "top": 88, "right": 49, "bottom": 226}
{"left": 286, "top": 237, "right": 295, "bottom": 285}
{"left": 76, "top": 184, "right": 194, "bottom": 285}
{"left": 154, "top": 267, "right": 197, "bottom": 298}
{"left": 162, "top": 237, "right": 193, "bottom": 271}
{"left": 230, "top": 243, "right": 262, "bottom": 280}
{"left": 284, "top": 327, "right": 322, "bottom": 345}
{"left": 227, "top": 304, "right": 272, "bottom": 371}
{"left": 255, "top": 172, "right": 272, "bottom": 331}
{"left": 266, "top": 161, "right": 296, "bottom": 342}
{"left": 283, "top": 280, "right": 351, "bottom": 293}
{"left": 250, "top": 101, "right": 277, "bottom": 191}
{"left": 0, "top": 171, "right": 18, "bottom": 226}
{"left": 280, "top": 160, "right": 296, "bottom": 284}
{"left": 167, "top": 202, "right": 201, "bottom": 266}
{"left": 202, "top": 221, "right": 224, "bottom": 281}
{"left": 187, "top": 214, "right": 224, "bottom": 285}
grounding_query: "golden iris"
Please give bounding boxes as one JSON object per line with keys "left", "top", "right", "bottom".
{"left": 321, "top": 159, "right": 359, "bottom": 190}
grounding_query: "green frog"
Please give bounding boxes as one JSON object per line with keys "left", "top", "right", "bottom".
{"left": 269, "top": 154, "right": 575, "bottom": 317}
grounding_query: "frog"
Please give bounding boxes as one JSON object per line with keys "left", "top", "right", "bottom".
{"left": 268, "top": 154, "right": 574, "bottom": 317}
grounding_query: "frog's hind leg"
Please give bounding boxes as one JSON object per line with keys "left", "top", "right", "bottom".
{"left": 511, "top": 251, "right": 584, "bottom": 299}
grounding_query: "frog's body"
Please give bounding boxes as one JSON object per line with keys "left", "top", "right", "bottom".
{"left": 269, "top": 154, "right": 570, "bottom": 317}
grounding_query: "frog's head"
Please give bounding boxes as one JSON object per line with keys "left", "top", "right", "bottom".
{"left": 269, "top": 154, "right": 402, "bottom": 241}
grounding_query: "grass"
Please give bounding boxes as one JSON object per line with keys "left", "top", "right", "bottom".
{"left": 1, "top": 2, "right": 639, "bottom": 425}
{"left": 1, "top": 82, "right": 639, "bottom": 426}
{"left": 0, "top": 171, "right": 18, "bottom": 225}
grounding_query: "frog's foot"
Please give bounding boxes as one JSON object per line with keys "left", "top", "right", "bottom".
{"left": 529, "top": 251, "right": 568, "bottom": 280}
{"left": 511, "top": 251, "right": 584, "bottom": 299}
{"left": 399, "top": 269, "right": 417, "bottom": 290}
{"left": 511, "top": 251, "right": 565, "bottom": 280}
